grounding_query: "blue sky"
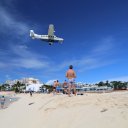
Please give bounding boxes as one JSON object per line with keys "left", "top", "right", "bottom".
{"left": 0, "top": 0, "right": 128, "bottom": 84}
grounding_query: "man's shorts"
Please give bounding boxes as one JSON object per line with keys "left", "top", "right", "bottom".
{"left": 63, "top": 86, "right": 68, "bottom": 89}
{"left": 56, "top": 86, "right": 61, "bottom": 92}
{"left": 68, "top": 78, "right": 75, "bottom": 85}
{"left": 68, "top": 78, "right": 76, "bottom": 88}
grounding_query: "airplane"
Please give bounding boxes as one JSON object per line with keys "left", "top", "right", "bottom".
{"left": 30, "top": 24, "right": 64, "bottom": 45}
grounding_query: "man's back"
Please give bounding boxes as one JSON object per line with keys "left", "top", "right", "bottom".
{"left": 66, "top": 69, "right": 76, "bottom": 79}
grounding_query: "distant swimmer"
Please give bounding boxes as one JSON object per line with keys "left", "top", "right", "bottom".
{"left": 0, "top": 96, "right": 5, "bottom": 109}
{"left": 66, "top": 65, "right": 77, "bottom": 97}
{"left": 30, "top": 24, "right": 64, "bottom": 45}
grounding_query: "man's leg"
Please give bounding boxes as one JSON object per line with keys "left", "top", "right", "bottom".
{"left": 64, "top": 88, "right": 67, "bottom": 94}
{"left": 72, "top": 84, "right": 76, "bottom": 96}
{"left": 68, "top": 84, "right": 71, "bottom": 97}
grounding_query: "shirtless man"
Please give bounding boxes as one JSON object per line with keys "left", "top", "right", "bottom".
{"left": 53, "top": 80, "right": 59, "bottom": 95}
{"left": 53, "top": 81, "right": 57, "bottom": 95}
{"left": 56, "top": 80, "right": 60, "bottom": 94}
{"left": 63, "top": 80, "right": 68, "bottom": 94}
{"left": 66, "top": 65, "right": 76, "bottom": 96}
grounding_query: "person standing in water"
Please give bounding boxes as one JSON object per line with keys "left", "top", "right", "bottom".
{"left": 0, "top": 96, "right": 5, "bottom": 109}
{"left": 66, "top": 65, "right": 77, "bottom": 97}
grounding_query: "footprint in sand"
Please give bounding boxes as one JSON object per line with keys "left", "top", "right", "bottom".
{"left": 44, "top": 108, "right": 56, "bottom": 112}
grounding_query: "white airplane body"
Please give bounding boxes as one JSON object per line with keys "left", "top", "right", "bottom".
{"left": 30, "top": 24, "right": 64, "bottom": 45}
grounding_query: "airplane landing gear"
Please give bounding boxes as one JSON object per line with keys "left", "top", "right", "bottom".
{"left": 49, "top": 42, "right": 53, "bottom": 45}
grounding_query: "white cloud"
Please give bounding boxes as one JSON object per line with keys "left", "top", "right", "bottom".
{"left": 0, "top": 6, "right": 29, "bottom": 38}
{"left": 0, "top": 43, "right": 50, "bottom": 69}
{"left": 10, "top": 44, "right": 47, "bottom": 59}
{"left": 11, "top": 58, "right": 49, "bottom": 69}
{"left": 56, "top": 37, "right": 117, "bottom": 74}
{"left": 71, "top": 37, "right": 116, "bottom": 72}
{"left": 10, "top": 44, "right": 50, "bottom": 69}
{"left": 92, "top": 37, "right": 114, "bottom": 54}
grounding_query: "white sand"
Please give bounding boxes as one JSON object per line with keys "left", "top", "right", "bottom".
{"left": 0, "top": 91, "right": 128, "bottom": 128}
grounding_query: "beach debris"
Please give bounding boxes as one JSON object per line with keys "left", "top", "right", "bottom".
{"left": 28, "top": 102, "right": 34, "bottom": 105}
{"left": 77, "top": 93, "right": 84, "bottom": 95}
{"left": 100, "top": 108, "right": 108, "bottom": 112}
{"left": 124, "top": 104, "right": 128, "bottom": 107}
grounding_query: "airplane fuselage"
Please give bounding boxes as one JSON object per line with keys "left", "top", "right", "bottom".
{"left": 30, "top": 24, "right": 64, "bottom": 45}
{"left": 30, "top": 32, "right": 63, "bottom": 45}
{"left": 40, "top": 35, "right": 63, "bottom": 42}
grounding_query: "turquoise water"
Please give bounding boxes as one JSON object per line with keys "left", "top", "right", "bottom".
{"left": 0, "top": 95, "right": 19, "bottom": 109}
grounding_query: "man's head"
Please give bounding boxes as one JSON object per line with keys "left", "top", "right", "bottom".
{"left": 69, "top": 65, "right": 73, "bottom": 69}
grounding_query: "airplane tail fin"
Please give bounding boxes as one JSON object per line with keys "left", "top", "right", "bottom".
{"left": 30, "top": 30, "right": 35, "bottom": 39}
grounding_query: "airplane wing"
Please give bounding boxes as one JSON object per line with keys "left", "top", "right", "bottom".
{"left": 48, "top": 24, "right": 55, "bottom": 36}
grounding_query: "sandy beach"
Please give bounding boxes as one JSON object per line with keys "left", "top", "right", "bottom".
{"left": 0, "top": 91, "right": 128, "bottom": 128}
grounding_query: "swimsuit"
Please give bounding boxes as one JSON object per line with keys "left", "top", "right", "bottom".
{"left": 68, "top": 78, "right": 75, "bottom": 85}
